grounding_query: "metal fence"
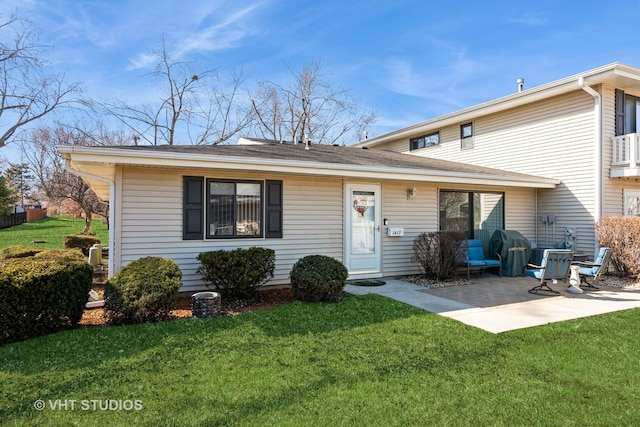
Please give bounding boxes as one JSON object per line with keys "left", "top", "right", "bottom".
{"left": 0, "top": 212, "right": 27, "bottom": 229}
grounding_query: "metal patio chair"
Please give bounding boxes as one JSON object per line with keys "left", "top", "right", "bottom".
{"left": 573, "top": 247, "right": 613, "bottom": 290}
{"left": 524, "top": 249, "right": 574, "bottom": 295}
{"left": 462, "top": 239, "right": 502, "bottom": 279}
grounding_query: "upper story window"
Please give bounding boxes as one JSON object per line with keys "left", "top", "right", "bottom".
{"left": 615, "top": 89, "right": 640, "bottom": 135}
{"left": 460, "top": 122, "right": 474, "bottom": 149}
{"left": 410, "top": 131, "right": 439, "bottom": 150}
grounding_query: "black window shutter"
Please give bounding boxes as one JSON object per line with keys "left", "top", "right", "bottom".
{"left": 183, "top": 176, "right": 204, "bottom": 240}
{"left": 615, "top": 89, "right": 625, "bottom": 136}
{"left": 265, "top": 180, "right": 283, "bottom": 238}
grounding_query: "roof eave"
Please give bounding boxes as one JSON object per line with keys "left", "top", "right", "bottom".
{"left": 59, "top": 146, "right": 559, "bottom": 189}
{"left": 357, "top": 62, "right": 640, "bottom": 148}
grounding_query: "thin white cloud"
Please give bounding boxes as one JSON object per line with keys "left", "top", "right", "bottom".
{"left": 0, "top": 0, "right": 36, "bottom": 15}
{"left": 506, "top": 13, "right": 548, "bottom": 26}
{"left": 380, "top": 53, "right": 483, "bottom": 109}
{"left": 126, "top": 53, "right": 157, "bottom": 71}
{"left": 180, "top": 4, "right": 261, "bottom": 54}
{"left": 126, "top": 3, "right": 262, "bottom": 71}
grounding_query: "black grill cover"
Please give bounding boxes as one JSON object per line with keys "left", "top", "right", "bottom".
{"left": 489, "top": 230, "right": 532, "bottom": 277}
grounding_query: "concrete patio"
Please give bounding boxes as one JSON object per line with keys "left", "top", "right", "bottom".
{"left": 345, "top": 274, "right": 640, "bottom": 333}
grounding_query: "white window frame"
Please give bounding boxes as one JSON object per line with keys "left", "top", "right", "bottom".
{"left": 623, "top": 189, "right": 640, "bottom": 216}
{"left": 410, "top": 131, "right": 440, "bottom": 150}
{"left": 461, "top": 122, "right": 474, "bottom": 150}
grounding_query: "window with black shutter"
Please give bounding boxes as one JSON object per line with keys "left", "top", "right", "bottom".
{"left": 183, "top": 176, "right": 283, "bottom": 240}
{"left": 183, "top": 176, "right": 204, "bottom": 240}
{"left": 615, "top": 89, "right": 640, "bottom": 136}
{"left": 265, "top": 180, "right": 283, "bottom": 238}
{"left": 615, "top": 89, "right": 625, "bottom": 136}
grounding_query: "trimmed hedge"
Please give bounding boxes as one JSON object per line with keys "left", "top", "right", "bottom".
{"left": 197, "top": 247, "right": 275, "bottom": 300}
{"left": 63, "top": 233, "right": 101, "bottom": 256}
{"left": 0, "top": 245, "right": 84, "bottom": 261}
{"left": 104, "top": 256, "right": 182, "bottom": 325}
{"left": 596, "top": 216, "right": 640, "bottom": 278}
{"left": 0, "top": 245, "right": 43, "bottom": 259}
{"left": 289, "top": 255, "right": 348, "bottom": 302}
{"left": 0, "top": 256, "right": 93, "bottom": 345}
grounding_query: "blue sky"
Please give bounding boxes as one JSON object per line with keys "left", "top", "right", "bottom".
{"left": 1, "top": 0, "right": 640, "bottom": 164}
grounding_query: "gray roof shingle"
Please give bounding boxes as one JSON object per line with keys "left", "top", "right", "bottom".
{"left": 106, "top": 141, "right": 547, "bottom": 181}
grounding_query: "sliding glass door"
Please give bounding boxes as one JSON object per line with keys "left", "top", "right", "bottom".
{"left": 439, "top": 190, "right": 504, "bottom": 246}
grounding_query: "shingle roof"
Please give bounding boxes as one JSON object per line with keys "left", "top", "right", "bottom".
{"left": 105, "top": 140, "right": 547, "bottom": 181}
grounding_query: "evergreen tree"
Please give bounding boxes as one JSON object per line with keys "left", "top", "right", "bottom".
{"left": 0, "top": 175, "right": 18, "bottom": 215}
{"left": 5, "top": 163, "right": 34, "bottom": 207}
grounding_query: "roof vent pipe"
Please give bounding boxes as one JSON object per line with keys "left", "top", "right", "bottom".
{"left": 517, "top": 78, "right": 525, "bottom": 93}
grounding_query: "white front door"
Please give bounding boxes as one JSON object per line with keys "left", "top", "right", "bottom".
{"left": 345, "top": 183, "right": 382, "bottom": 277}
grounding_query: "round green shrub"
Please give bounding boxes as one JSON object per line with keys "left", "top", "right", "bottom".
{"left": 0, "top": 257, "right": 93, "bottom": 345}
{"left": 104, "top": 256, "right": 182, "bottom": 325}
{"left": 197, "top": 247, "right": 275, "bottom": 301}
{"left": 289, "top": 255, "right": 348, "bottom": 302}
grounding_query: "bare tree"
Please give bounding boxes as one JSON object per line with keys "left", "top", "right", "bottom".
{"left": 100, "top": 40, "right": 253, "bottom": 146}
{"left": 250, "top": 60, "right": 378, "bottom": 145}
{"left": 23, "top": 124, "right": 126, "bottom": 233}
{"left": 0, "top": 12, "right": 82, "bottom": 148}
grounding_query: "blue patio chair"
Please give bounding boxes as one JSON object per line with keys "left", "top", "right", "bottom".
{"left": 573, "top": 247, "right": 613, "bottom": 290}
{"left": 463, "top": 239, "right": 502, "bottom": 279}
{"left": 524, "top": 249, "right": 573, "bottom": 295}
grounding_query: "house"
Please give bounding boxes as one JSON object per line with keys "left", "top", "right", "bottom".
{"left": 59, "top": 62, "right": 640, "bottom": 291}
{"left": 356, "top": 62, "right": 640, "bottom": 261}
{"left": 58, "top": 140, "right": 557, "bottom": 291}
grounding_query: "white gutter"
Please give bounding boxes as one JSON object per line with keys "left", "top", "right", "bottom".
{"left": 578, "top": 76, "right": 602, "bottom": 258}
{"left": 360, "top": 62, "right": 639, "bottom": 148}
{"left": 64, "top": 159, "right": 116, "bottom": 276}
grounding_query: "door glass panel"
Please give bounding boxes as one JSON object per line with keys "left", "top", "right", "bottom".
{"left": 351, "top": 191, "right": 375, "bottom": 254}
{"left": 439, "top": 190, "right": 504, "bottom": 247}
{"left": 439, "top": 191, "right": 470, "bottom": 237}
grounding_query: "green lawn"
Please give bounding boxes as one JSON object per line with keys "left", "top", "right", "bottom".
{"left": 0, "top": 215, "right": 109, "bottom": 250}
{"left": 1, "top": 295, "right": 639, "bottom": 426}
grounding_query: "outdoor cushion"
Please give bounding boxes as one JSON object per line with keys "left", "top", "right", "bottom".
{"left": 578, "top": 248, "right": 608, "bottom": 275}
{"left": 577, "top": 265, "right": 598, "bottom": 276}
{"left": 468, "top": 245, "right": 486, "bottom": 260}
{"left": 523, "top": 269, "right": 543, "bottom": 280}
{"left": 574, "top": 247, "right": 612, "bottom": 290}
{"left": 467, "top": 259, "right": 501, "bottom": 267}
{"left": 462, "top": 239, "right": 501, "bottom": 278}
{"left": 523, "top": 249, "right": 573, "bottom": 295}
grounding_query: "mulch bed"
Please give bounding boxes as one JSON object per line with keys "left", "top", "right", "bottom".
{"left": 80, "top": 265, "right": 294, "bottom": 327}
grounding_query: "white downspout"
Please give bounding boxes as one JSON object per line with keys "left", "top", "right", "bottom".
{"left": 64, "top": 159, "right": 116, "bottom": 276}
{"left": 578, "top": 77, "right": 602, "bottom": 258}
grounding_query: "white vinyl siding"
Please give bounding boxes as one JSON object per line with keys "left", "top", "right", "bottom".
{"left": 117, "top": 167, "right": 344, "bottom": 292}
{"left": 373, "top": 90, "right": 599, "bottom": 255}
{"left": 601, "top": 85, "right": 640, "bottom": 217}
{"left": 115, "top": 168, "right": 542, "bottom": 291}
{"left": 378, "top": 182, "right": 534, "bottom": 278}
{"left": 380, "top": 181, "right": 439, "bottom": 277}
